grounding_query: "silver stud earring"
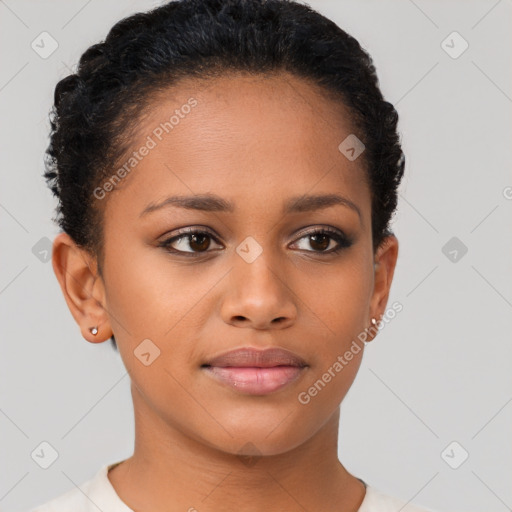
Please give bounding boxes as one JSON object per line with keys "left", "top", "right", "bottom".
{"left": 364, "top": 317, "right": 379, "bottom": 346}
{"left": 89, "top": 326, "right": 98, "bottom": 336}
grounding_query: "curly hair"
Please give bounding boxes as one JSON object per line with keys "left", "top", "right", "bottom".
{"left": 44, "top": 0, "right": 405, "bottom": 351}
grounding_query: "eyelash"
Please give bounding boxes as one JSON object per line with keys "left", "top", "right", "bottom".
{"left": 158, "top": 226, "right": 353, "bottom": 258}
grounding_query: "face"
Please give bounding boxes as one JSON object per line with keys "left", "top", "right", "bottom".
{"left": 80, "top": 72, "right": 396, "bottom": 456}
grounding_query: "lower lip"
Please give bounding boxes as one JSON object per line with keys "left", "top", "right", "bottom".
{"left": 203, "top": 366, "right": 305, "bottom": 395}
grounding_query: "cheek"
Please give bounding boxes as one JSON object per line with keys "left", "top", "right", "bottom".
{"left": 102, "top": 238, "right": 188, "bottom": 337}
{"left": 101, "top": 239, "right": 217, "bottom": 371}
{"left": 287, "top": 261, "right": 369, "bottom": 409}
{"left": 303, "top": 259, "right": 372, "bottom": 346}
{"left": 102, "top": 243, "right": 206, "bottom": 428}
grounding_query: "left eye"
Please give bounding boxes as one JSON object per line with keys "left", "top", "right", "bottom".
{"left": 292, "top": 229, "right": 351, "bottom": 253}
{"left": 159, "top": 228, "right": 351, "bottom": 256}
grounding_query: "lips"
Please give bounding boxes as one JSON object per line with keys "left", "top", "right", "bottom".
{"left": 202, "top": 347, "right": 308, "bottom": 395}
{"left": 203, "top": 347, "right": 307, "bottom": 368}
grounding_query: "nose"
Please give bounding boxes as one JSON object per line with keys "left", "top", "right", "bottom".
{"left": 220, "top": 252, "right": 297, "bottom": 330}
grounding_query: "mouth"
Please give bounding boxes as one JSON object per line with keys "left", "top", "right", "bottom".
{"left": 201, "top": 347, "right": 308, "bottom": 395}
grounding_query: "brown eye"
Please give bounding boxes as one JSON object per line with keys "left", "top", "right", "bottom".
{"left": 187, "top": 233, "right": 211, "bottom": 252}
{"left": 292, "top": 228, "right": 352, "bottom": 254}
{"left": 309, "top": 233, "right": 330, "bottom": 252}
{"left": 159, "top": 230, "right": 223, "bottom": 255}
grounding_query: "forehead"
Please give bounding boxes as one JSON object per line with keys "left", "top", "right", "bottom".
{"left": 102, "top": 71, "right": 370, "bottom": 223}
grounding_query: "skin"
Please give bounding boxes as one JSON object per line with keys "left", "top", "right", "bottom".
{"left": 52, "top": 71, "right": 398, "bottom": 512}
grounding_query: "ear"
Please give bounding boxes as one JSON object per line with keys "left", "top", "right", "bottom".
{"left": 367, "top": 235, "right": 399, "bottom": 341}
{"left": 51, "top": 232, "right": 112, "bottom": 343}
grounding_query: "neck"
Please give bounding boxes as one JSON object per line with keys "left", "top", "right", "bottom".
{"left": 108, "top": 384, "right": 366, "bottom": 512}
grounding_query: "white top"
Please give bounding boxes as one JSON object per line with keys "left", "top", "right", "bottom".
{"left": 28, "top": 461, "right": 439, "bottom": 512}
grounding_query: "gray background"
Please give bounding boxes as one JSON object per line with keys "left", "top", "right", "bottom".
{"left": 1, "top": 0, "right": 511, "bottom": 511}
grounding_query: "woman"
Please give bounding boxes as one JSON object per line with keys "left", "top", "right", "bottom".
{"left": 31, "top": 0, "right": 440, "bottom": 510}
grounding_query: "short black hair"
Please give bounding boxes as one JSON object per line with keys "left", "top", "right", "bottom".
{"left": 44, "top": 0, "right": 405, "bottom": 351}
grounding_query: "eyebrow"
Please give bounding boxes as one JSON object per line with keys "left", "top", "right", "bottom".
{"left": 139, "top": 193, "right": 362, "bottom": 221}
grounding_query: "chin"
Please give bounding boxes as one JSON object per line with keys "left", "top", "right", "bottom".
{"left": 214, "top": 433, "right": 309, "bottom": 460}
{"left": 194, "top": 410, "right": 319, "bottom": 459}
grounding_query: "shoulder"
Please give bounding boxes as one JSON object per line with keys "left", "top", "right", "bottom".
{"left": 26, "top": 461, "right": 132, "bottom": 512}
{"left": 27, "top": 476, "right": 96, "bottom": 512}
{"left": 358, "top": 484, "right": 441, "bottom": 512}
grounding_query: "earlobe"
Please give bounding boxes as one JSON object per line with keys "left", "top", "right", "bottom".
{"left": 51, "top": 232, "right": 112, "bottom": 343}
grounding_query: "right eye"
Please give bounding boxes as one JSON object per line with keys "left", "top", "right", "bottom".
{"left": 158, "top": 229, "right": 223, "bottom": 256}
